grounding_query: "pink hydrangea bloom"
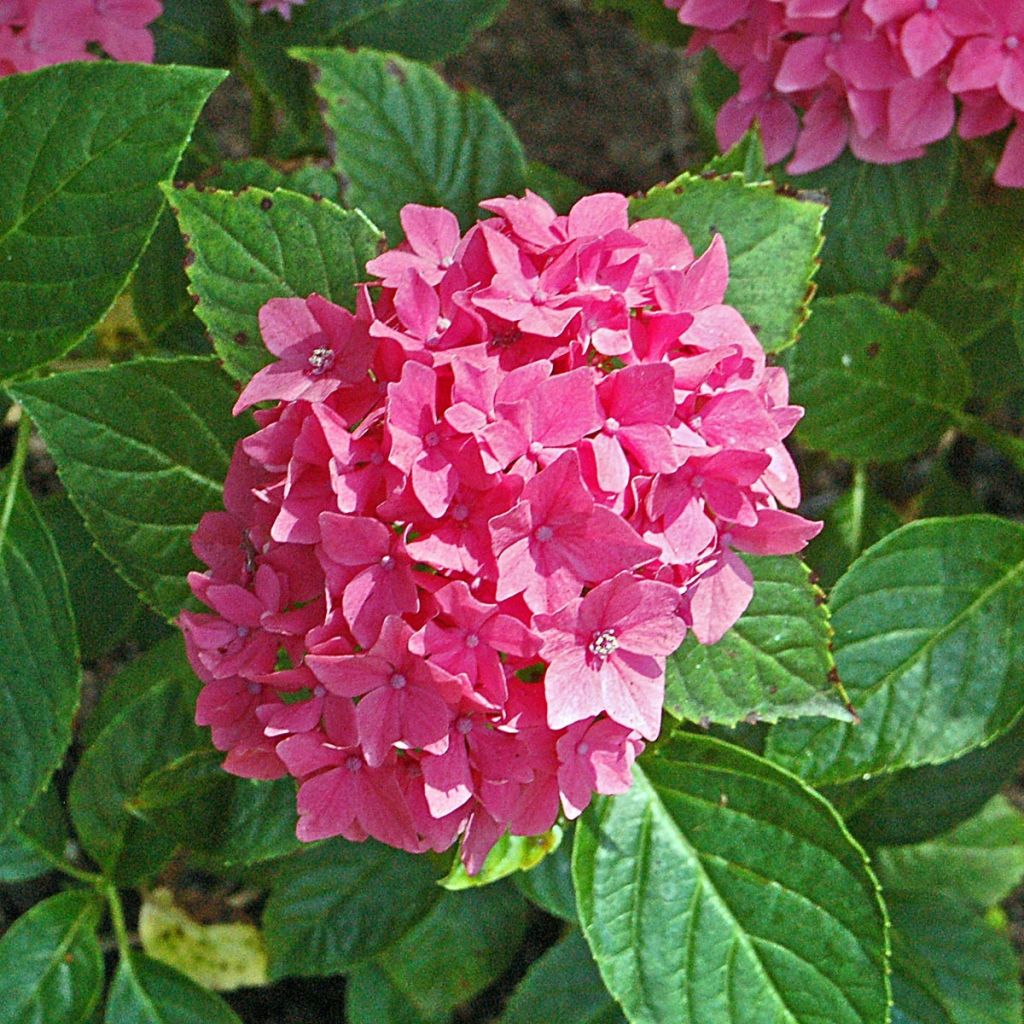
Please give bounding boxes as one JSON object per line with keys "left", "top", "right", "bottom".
{"left": 252, "top": 0, "right": 305, "bottom": 17}
{"left": 181, "top": 191, "right": 820, "bottom": 872}
{"left": 666, "top": 0, "right": 1024, "bottom": 185}
{"left": 0, "top": 0, "right": 161, "bottom": 74}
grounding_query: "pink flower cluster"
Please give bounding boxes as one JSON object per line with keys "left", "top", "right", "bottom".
{"left": 251, "top": 0, "right": 304, "bottom": 18}
{"left": 668, "top": 0, "right": 1024, "bottom": 186}
{"left": 180, "top": 192, "right": 819, "bottom": 871}
{"left": 0, "top": 0, "right": 161, "bottom": 75}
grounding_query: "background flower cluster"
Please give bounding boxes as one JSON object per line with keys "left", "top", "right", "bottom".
{"left": 181, "top": 191, "right": 819, "bottom": 870}
{"left": 668, "top": 0, "right": 1024, "bottom": 185}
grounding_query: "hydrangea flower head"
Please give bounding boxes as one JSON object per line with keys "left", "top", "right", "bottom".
{"left": 666, "top": 0, "right": 1024, "bottom": 185}
{"left": 181, "top": 191, "right": 820, "bottom": 871}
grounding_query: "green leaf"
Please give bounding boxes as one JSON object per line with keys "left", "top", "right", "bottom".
{"left": 263, "top": 837, "right": 444, "bottom": 979}
{"left": 572, "top": 733, "right": 889, "bottom": 1024}
{"left": 165, "top": 184, "right": 382, "bottom": 381}
{"left": 153, "top": 0, "right": 237, "bottom": 66}
{"left": 630, "top": 172, "right": 825, "bottom": 354}
{"left": 69, "top": 670, "right": 206, "bottom": 884}
{"left": 788, "top": 140, "right": 956, "bottom": 295}
{"left": 0, "top": 890, "right": 104, "bottom": 1024}
{"left": 39, "top": 490, "right": 151, "bottom": 662}
{"left": 513, "top": 822, "right": 578, "bottom": 922}
{"left": 352, "top": 884, "right": 528, "bottom": 1022}
{"left": 441, "top": 826, "right": 563, "bottom": 890}
{"left": 297, "top": 47, "right": 527, "bottom": 242}
{"left": 787, "top": 295, "right": 970, "bottom": 463}
{"left": 0, "top": 784, "right": 68, "bottom": 883}
{"left": 702, "top": 130, "right": 766, "bottom": 180}
{"left": 0, "top": 474, "right": 79, "bottom": 841}
{"left": 500, "top": 930, "right": 626, "bottom": 1024}
{"left": 0, "top": 63, "right": 225, "bottom": 381}
{"left": 665, "top": 555, "right": 849, "bottom": 727}
{"left": 875, "top": 796, "right": 1024, "bottom": 908}
{"left": 105, "top": 954, "right": 242, "bottom": 1024}
{"left": 206, "top": 159, "right": 341, "bottom": 202}
{"left": 11, "top": 357, "right": 251, "bottom": 620}
{"left": 345, "top": 965, "right": 435, "bottom": 1024}
{"left": 765, "top": 516, "right": 1024, "bottom": 785}
{"left": 887, "top": 894, "right": 1021, "bottom": 1024}
{"left": 833, "top": 722, "right": 1024, "bottom": 849}
{"left": 199, "top": 776, "right": 301, "bottom": 868}
{"left": 82, "top": 635, "right": 194, "bottom": 747}
{"left": 804, "top": 480, "right": 902, "bottom": 591}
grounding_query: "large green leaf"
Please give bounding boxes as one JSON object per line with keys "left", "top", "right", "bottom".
{"left": 39, "top": 490, "right": 150, "bottom": 662}
{"left": 665, "top": 555, "right": 849, "bottom": 727}
{"left": 887, "top": 894, "right": 1021, "bottom": 1024}
{"left": 0, "top": 474, "right": 79, "bottom": 841}
{"left": 766, "top": 517, "right": 1024, "bottom": 785}
{"left": 263, "top": 837, "right": 444, "bottom": 979}
{"left": 0, "top": 63, "right": 224, "bottom": 381}
{"left": 165, "top": 184, "right": 381, "bottom": 381}
{"left": 69, "top": 671, "right": 206, "bottom": 884}
{"left": 0, "top": 784, "right": 67, "bottom": 883}
{"left": 629, "top": 173, "right": 825, "bottom": 354}
{"left": 787, "top": 295, "right": 970, "bottom": 462}
{"left": 153, "top": 0, "right": 237, "bottom": 66}
{"left": 833, "top": 722, "right": 1024, "bottom": 849}
{"left": 297, "top": 48, "right": 527, "bottom": 242}
{"left": 875, "top": 796, "right": 1024, "bottom": 908}
{"left": 105, "top": 954, "right": 242, "bottom": 1024}
{"left": 788, "top": 140, "right": 956, "bottom": 295}
{"left": 349, "top": 884, "right": 528, "bottom": 1022}
{"left": 500, "top": 930, "right": 626, "bottom": 1024}
{"left": 0, "top": 890, "right": 104, "bottom": 1024}
{"left": 573, "top": 733, "right": 889, "bottom": 1024}
{"left": 12, "top": 357, "right": 251, "bottom": 620}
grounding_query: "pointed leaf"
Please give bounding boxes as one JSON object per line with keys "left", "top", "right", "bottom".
{"left": 296, "top": 48, "right": 527, "bottom": 242}
{"left": 500, "top": 930, "right": 626, "bottom": 1024}
{"left": 0, "top": 784, "right": 68, "bottom": 883}
{"left": 0, "top": 63, "right": 224, "bottom": 381}
{"left": 11, "top": 357, "right": 251, "bottom": 620}
{"left": 875, "top": 796, "right": 1024, "bottom": 908}
{"left": 665, "top": 555, "right": 849, "bottom": 727}
{"left": 573, "top": 733, "right": 889, "bottom": 1024}
{"left": 165, "top": 184, "right": 382, "bottom": 381}
{"left": 513, "top": 821, "right": 578, "bottom": 922}
{"left": 105, "top": 954, "right": 242, "bottom": 1024}
{"left": 766, "top": 517, "right": 1024, "bottom": 785}
{"left": 629, "top": 172, "right": 825, "bottom": 353}
{"left": 787, "top": 295, "right": 970, "bottom": 463}
{"left": 0, "top": 475, "right": 79, "bottom": 840}
{"left": 263, "top": 837, "right": 444, "bottom": 979}
{"left": 0, "top": 890, "right": 104, "bottom": 1024}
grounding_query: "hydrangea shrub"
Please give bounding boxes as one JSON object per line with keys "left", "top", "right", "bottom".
{"left": 0, "top": 2, "right": 1022, "bottom": 1023}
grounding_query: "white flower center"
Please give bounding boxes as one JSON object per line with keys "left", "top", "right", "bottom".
{"left": 465, "top": 633, "right": 480, "bottom": 648}
{"left": 390, "top": 673, "right": 407, "bottom": 689}
{"left": 535, "top": 525, "right": 554, "bottom": 543}
{"left": 588, "top": 629, "right": 619, "bottom": 659}
{"left": 307, "top": 346, "right": 335, "bottom": 376}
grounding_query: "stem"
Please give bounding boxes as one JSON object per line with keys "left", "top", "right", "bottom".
{"left": 0, "top": 410, "right": 32, "bottom": 545}
{"left": 249, "top": 87, "right": 274, "bottom": 157}
{"left": 952, "top": 410, "right": 1024, "bottom": 476}
{"left": 105, "top": 883, "right": 133, "bottom": 959}
{"left": 848, "top": 463, "right": 867, "bottom": 557}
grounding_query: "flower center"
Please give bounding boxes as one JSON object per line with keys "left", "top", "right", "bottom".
{"left": 528, "top": 440, "right": 544, "bottom": 456}
{"left": 1006, "top": 34, "right": 1020, "bottom": 50}
{"left": 453, "top": 503, "right": 470, "bottom": 522}
{"left": 390, "top": 673, "right": 407, "bottom": 689}
{"left": 346, "top": 755, "right": 363, "bottom": 773}
{"left": 425, "top": 430, "right": 441, "bottom": 447}
{"left": 307, "top": 346, "right": 335, "bottom": 376}
{"left": 923, "top": 0, "right": 938, "bottom": 9}
{"left": 588, "top": 629, "right": 619, "bottom": 659}
{"left": 456, "top": 716, "right": 473, "bottom": 735}
{"left": 236, "top": 625, "right": 250, "bottom": 638}
{"left": 604, "top": 417, "right": 620, "bottom": 434}
{"left": 313, "top": 685, "right": 326, "bottom": 698}
{"left": 465, "top": 633, "right": 480, "bottom": 648}
{"left": 370, "top": 452, "right": 384, "bottom": 466}
{"left": 829, "top": 30, "right": 842, "bottom": 44}
{"left": 380, "top": 554, "right": 396, "bottom": 570}
{"left": 535, "top": 525, "right": 554, "bottom": 542}
{"left": 577, "top": 741, "right": 590, "bottom": 756}
{"left": 247, "top": 681, "right": 261, "bottom": 695}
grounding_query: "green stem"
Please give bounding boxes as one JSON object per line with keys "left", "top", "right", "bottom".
{"left": 848, "top": 463, "right": 868, "bottom": 558}
{"left": 0, "top": 410, "right": 32, "bottom": 545}
{"left": 24, "top": 833, "right": 102, "bottom": 886}
{"left": 952, "top": 410, "right": 1024, "bottom": 476}
{"left": 105, "top": 883, "right": 133, "bottom": 959}
{"left": 249, "top": 86, "right": 274, "bottom": 157}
